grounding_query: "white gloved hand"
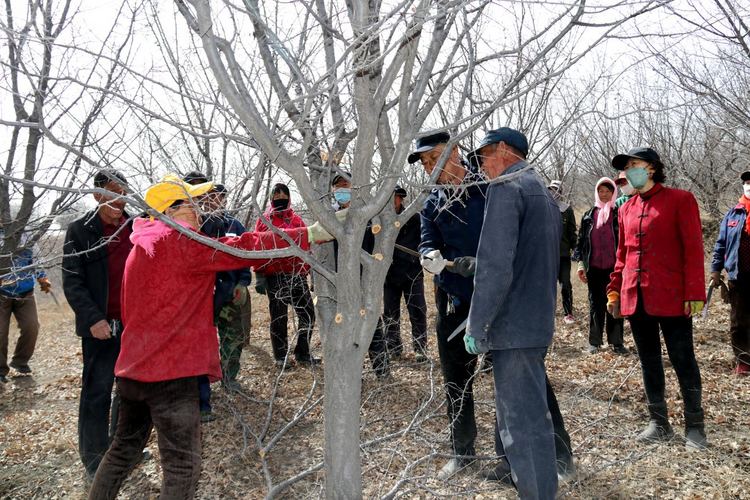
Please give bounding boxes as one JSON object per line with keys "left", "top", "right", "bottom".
{"left": 421, "top": 249, "right": 446, "bottom": 274}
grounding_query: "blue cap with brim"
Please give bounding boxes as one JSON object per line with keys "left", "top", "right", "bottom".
{"left": 611, "top": 147, "right": 661, "bottom": 170}
{"left": 407, "top": 132, "right": 451, "bottom": 164}
{"left": 467, "top": 127, "right": 529, "bottom": 167}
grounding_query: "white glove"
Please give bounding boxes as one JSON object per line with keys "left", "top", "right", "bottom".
{"left": 421, "top": 249, "right": 446, "bottom": 274}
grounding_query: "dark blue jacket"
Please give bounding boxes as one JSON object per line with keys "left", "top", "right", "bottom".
{"left": 419, "top": 168, "right": 487, "bottom": 303}
{"left": 468, "top": 161, "right": 561, "bottom": 350}
{"left": 712, "top": 203, "right": 748, "bottom": 281}
{"left": 386, "top": 210, "right": 423, "bottom": 283}
{"left": 201, "top": 214, "right": 253, "bottom": 311}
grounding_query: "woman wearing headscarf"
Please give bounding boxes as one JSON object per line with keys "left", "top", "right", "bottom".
{"left": 576, "top": 177, "right": 626, "bottom": 354}
{"left": 710, "top": 170, "right": 750, "bottom": 375}
{"left": 606, "top": 148, "right": 707, "bottom": 451}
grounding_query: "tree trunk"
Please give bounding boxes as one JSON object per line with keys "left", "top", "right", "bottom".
{"left": 323, "top": 348, "right": 365, "bottom": 499}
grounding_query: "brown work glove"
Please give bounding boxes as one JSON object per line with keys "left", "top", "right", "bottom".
{"left": 709, "top": 271, "right": 724, "bottom": 289}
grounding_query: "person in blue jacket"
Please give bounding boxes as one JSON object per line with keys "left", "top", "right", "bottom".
{"left": 710, "top": 170, "right": 750, "bottom": 375}
{"left": 0, "top": 228, "right": 51, "bottom": 382}
{"left": 410, "top": 131, "right": 486, "bottom": 479}
{"left": 464, "top": 127, "right": 569, "bottom": 499}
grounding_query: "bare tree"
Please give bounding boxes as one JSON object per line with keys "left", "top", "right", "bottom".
{"left": 0, "top": 0, "right": 139, "bottom": 278}
{"left": 164, "top": 0, "right": 670, "bottom": 497}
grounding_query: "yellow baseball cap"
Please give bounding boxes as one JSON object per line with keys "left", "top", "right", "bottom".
{"left": 144, "top": 174, "right": 215, "bottom": 213}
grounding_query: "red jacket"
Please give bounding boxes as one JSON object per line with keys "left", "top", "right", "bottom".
{"left": 253, "top": 208, "right": 309, "bottom": 275}
{"left": 607, "top": 184, "right": 706, "bottom": 317}
{"left": 115, "top": 219, "right": 309, "bottom": 382}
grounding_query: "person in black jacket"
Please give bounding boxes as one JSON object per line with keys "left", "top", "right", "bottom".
{"left": 331, "top": 172, "right": 390, "bottom": 379}
{"left": 383, "top": 185, "right": 428, "bottom": 361}
{"left": 576, "top": 177, "right": 626, "bottom": 354}
{"left": 548, "top": 180, "right": 577, "bottom": 323}
{"left": 62, "top": 169, "right": 147, "bottom": 482}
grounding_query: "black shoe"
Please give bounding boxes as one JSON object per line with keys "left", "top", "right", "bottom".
{"left": 0, "top": 375, "right": 7, "bottom": 383}
{"left": 9, "top": 362, "right": 31, "bottom": 374}
{"left": 414, "top": 351, "right": 428, "bottom": 363}
{"left": 613, "top": 344, "right": 628, "bottom": 354}
{"left": 483, "top": 463, "right": 514, "bottom": 486}
{"left": 295, "top": 355, "right": 322, "bottom": 366}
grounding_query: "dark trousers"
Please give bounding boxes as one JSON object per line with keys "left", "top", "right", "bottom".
{"left": 197, "top": 376, "right": 211, "bottom": 413}
{"left": 729, "top": 274, "right": 750, "bottom": 364}
{"left": 494, "top": 374, "right": 573, "bottom": 461}
{"left": 383, "top": 275, "right": 428, "bottom": 355}
{"left": 628, "top": 293, "right": 703, "bottom": 414}
{"left": 492, "top": 348, "right": 557, "bottom": 500}
{"left": 266, "top": 273, "right": 315, "bottom": 361}
{"left": 586, "top": 267, "right": 624, "bottom": 346}
{"left": 0, "top": 291, "right": 40, "bottom": 376}
{"left": 558, "top": 257, "right": 573, "bottom": 316}
{"left": 368, "top": 318, "right": 389, "bottom": 377}
{"left": 435, "top": 287, "right": 477, "bottom": 456}
{"left": 80, "top": 335, "right": 121, "bottom": 476}
{"left": 89, "top": 377, "right": 201, "bottom": 500}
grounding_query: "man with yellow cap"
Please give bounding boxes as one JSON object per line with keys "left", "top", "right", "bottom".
{"left": 88, "top": 174, "right": 335, "bottom": 499}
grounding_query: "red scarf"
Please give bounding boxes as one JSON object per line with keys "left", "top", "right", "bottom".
{"left": 740, "top": 195, "right": 750, "bottom": 233}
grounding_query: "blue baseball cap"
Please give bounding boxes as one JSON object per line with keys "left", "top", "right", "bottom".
{"left": 407, "top": 131, "right": 451, "bottom": 164}
{"left": 468, "top": 127, "right": 529, "bottom": 167}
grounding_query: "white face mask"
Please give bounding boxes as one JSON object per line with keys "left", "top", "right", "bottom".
{"left": 744, "top": 184, "right": 750, "bottom": 199}
{"left": 621, "top": 183, "right": 635, "bottom": 196}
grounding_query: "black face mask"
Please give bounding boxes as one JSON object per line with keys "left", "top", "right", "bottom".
{"left": 272, "top": 198, "right": 290, "bottom": 211}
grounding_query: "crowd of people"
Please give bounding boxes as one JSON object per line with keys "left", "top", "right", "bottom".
{"left": 0, "top": 128, "right": 748, "bottom": 499}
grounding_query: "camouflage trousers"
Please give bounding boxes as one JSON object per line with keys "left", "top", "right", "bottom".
{"left": 216, "top": 298, "right": 252, "bottom": 381}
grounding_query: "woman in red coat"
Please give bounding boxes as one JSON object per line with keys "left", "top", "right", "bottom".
{"left": 606, "top": 148, "right": 707, "bottom": 451}
{"left": 253, "top": 182, "right": 318, "bottom": 367}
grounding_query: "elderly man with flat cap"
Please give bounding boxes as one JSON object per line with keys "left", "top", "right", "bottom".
{"left": 464, "top": 127, "right": 567, "bottom": 499}
{"left": 409, "top": 131, "right": 487, "bottom": 479}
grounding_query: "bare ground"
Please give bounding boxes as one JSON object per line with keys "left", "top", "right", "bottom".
{"left": 1, "top": 274, "right": 749, "bottom": 499}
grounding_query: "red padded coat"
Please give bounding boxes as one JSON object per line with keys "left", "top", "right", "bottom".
{"left": 115, "top": 219, "right": 309, "bottom": 382}
{"left": 253, "top": 207, "right": 309, "bottom": 275}
{"left": 607, "top": 184, "right": 706, "bottom": 317}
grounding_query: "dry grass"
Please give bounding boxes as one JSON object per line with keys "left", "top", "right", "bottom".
{"left": 1, "top": 272, "right": 749, "bottom": 499}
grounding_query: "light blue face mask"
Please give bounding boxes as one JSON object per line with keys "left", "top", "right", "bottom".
{"left": 625, "top": 167, "right": 650, "bottom": 190}
{"left": 334, "top": 188, "right": 351, "bottom": 205}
